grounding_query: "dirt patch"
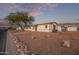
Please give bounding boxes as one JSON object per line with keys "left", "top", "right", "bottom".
{"left": 10, "top": 30, "right": 79, "bottom": 55}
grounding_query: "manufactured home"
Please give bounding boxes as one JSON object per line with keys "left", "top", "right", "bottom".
{"left": 58, "top": 23, "right": 79, "bottom": 32}
{"left": 16, "top": 22, "right": 79, "bottom": 32}
{"left": 27, "top": 22, "right": 58, "bottom": 32}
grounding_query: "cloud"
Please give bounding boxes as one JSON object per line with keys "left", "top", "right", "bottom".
{"left": 0, "top": 3, "right": 58, "bottom": 16}
{"left": 27, "top": 4, "right": 43, "bottom": 16}
{"left": 28, "top": 3, "right": 58, "bottom": 16}
{"left": 28, "top": 11, "right": 43, "bottom": 16}
{"left": 8, "top": 4, "right": 19, "bottom": 11}
{"left": 44, "top": 3, "right": 58, "bottom": 9}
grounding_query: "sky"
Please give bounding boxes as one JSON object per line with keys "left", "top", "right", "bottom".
{"left": 0, "top": 3, "right": 79, "bottom": 24}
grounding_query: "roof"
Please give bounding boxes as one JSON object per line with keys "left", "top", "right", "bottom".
{"left": 59, "top": 23, "right": 79, "bottom": 27}
{"left": 33, "top": 22, "right": 57, "bottom": 26}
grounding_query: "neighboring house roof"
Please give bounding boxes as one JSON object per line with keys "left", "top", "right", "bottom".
{"left": 58, "top": 23, "right": 79, "bottom": 27}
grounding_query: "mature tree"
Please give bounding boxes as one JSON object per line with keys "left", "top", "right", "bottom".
{"left": 5, "top": 12, "right": 34, "bottom": 30}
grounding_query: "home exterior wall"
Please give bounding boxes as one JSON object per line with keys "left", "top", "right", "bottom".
{"left": 36, "top": 23, "right": 58, "bottom": 32}
{"left": 49, "top": 23, "right": 58, "bottom": 32}
{"left": 26, "top": 22, "right": 58, "bottom": 32}
{"left": 23, "top": 22, "right": 79, "bottom": 32}
{"left": 67, "top": 27, "right": 78, "bottom": 31}
{"left": 37, "top": 24, "right": 50, "bottom": 32}
{"left": 57, "top": 26, "right": 79, "bottom": 32}
{"left": 57, "top": 26, "right": 62, "bottom": 32}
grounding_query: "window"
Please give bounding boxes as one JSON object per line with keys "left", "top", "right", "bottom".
{"left": 45, "top": 25, "right": 47, "bottom": 28}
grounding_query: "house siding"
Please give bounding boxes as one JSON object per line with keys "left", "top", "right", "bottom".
{"left": 37, "top": 24, "right": 50, "bottom": 32}
{"left": 57, "top": 26, "right": 79, "bottom": 32}
{"left": 57, "top": 26, "right": 62, "bottom": 32}
{"left": 25, "top": 22, "right": 79, "bottom": 32}
{"left": 26, "top": 22, "right": 58, "bottom": 32}
{"left": 36, "top": 23, "right": 58, "bottom": 32}
{"left": 67, "top": 27, "right": 78, "bottom": 31}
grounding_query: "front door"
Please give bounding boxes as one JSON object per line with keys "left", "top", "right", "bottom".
{"left": 53, "top": 25, "right": 56, "bottom": 32}
{"left": 35, "top": 25, "right": 37, "bottom": 31}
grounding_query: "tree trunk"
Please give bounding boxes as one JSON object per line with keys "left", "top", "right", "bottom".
{"left": 18, "top": 23, "right": 25, "bottom": 31}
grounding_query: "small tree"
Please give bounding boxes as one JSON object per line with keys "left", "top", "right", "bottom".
{"left": 5, "top": 12, "right": 34, "bottom": 30}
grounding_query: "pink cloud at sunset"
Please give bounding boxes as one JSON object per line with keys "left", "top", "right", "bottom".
{"left": 28, "top": 11, "right": 43, "bottom": 16}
